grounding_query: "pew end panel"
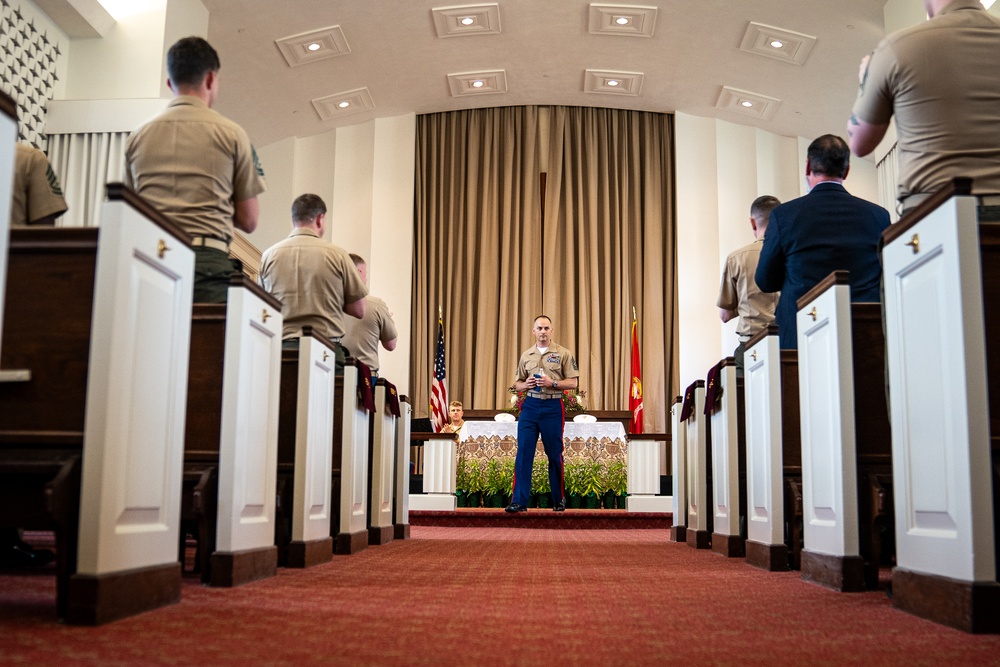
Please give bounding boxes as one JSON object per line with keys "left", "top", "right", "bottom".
{"left": 409, "top": 431, "right": 459, "bottom": 511}
{"left": 335, "top": 360, "right": 371, "bottom": 555}
{"left": 0, "top": 91, "right": 16, "bottom": 355}
{"left": 669, "top": 396, "right": 687, "bottom": 542}
{"left": 883, "top": 184, "right": 1000, "bottom": 633}
{"left": 71, "top": 186, "right": 194, "bottom": 624}
{"left": 393, "top": 395, "right": 413, "bottom": 540}
{"left": 683, "top": 380, "right": 712, "bottom": 549}
{"left": 708, "top": 359, "right": 746, "bottom": 558}
{"left": 368, "top": 379, "right": 399, "bottom": 546}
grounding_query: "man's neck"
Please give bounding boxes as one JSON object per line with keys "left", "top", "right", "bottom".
{"left": 174, "top": 87, "right": 212, "bottom": 107}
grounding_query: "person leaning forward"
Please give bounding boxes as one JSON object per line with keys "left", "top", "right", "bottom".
{"left": 125, "top": 36, "right": 266, "bottom": 303}
{"left": 506, "top": 315, "right": 579, "bottom": 513}
{"left": 259, "top": 193, "right": 367, "bottom": 368}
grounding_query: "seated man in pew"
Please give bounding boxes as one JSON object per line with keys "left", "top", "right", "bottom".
{"left": 755, "top": 135, "right": 890, "bottom": 349}
{"left": 259, "top": 193, "right": 368, "bottom": 369}
{"left": 125, "top": 36, "right": 266, "bottom": 303}
{"left": 1, "top": 143, "right": 68, "bottom": 567}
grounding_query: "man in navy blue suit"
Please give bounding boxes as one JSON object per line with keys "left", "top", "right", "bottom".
{"left": 755, "top": 135, "right": 890, "bottom": 349}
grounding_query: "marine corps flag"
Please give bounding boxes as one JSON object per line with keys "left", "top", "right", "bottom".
{"left": 630, "top": 309, "right": 644, "bottom": 433}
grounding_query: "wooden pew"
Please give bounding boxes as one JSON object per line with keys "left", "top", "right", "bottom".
{"left": 881, "top": 179, "right": 1000, "bottom": 633}
{"left": 795, "top": 271, "right": 893, "bottom": 592}
{"left": 706, "top": 358, "right": 747, "bottom": 557}
{"left": 0, "top": 185, "right": 193, "bottom": 624}
{"left": 0, "top": 91, "right": 16, "bottom": 354}
{"left": 394, "top": 396, "right": 412, "bottom": 540}
{"left": 182, "top": 274, "right": 283, "bottom": 586}
{"left": 274, "top": 329, "right": 338, "bottom": 568}
{"left": 333, "top": 359, "right": 374, "bottom": 554}
{"left": 743, "top": 324, "right": 802, "bottom": 571}
{"left": 368, "top": 378, "right": 402, "bottom": 545}
{"left": 670, "top": 396, "right": 687, "bottom": 542}
{"left": 680, "top": 380, "right": 712, "bottom": 548}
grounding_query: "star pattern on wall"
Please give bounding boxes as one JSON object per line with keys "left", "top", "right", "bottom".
{"left": 0, "top": 3, "right": 62, "bottom": 150}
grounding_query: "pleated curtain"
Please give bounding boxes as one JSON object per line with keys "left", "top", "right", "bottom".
{"left": 47, "top": 131, "right": 129, "bottom": 228}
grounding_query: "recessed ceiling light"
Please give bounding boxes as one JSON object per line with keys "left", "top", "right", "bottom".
{"left": 471, "top": 80, "right": 485, "bottom": 88}
{"left": 982, "top": 0, "right": 995, "bottom": 9}
{"left": 614, "top": 16, "right": 630, "bottom": 25}
{"left": 461, "top": 16, "right": 475, "bottom": 25}
{"left": 307, "top": 42, "right": 322, "bottom": 51}
{"left": 741, "top": 100, "right": 754, "bottom": 108}
{"left": 607, "top": 79, "right": 620, "bottom": 87}
{"left": 769, "top": 39, "right": 783, "bottom": 48}
{"left": 338, "top": 101, "right": 350, "bottom": 108}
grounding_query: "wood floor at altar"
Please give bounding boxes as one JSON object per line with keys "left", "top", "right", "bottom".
{"left": 409, "top": 509, "right": 673, "bottom": 530}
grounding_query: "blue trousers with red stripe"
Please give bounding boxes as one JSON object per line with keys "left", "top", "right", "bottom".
{"left": 511, "top": 396, "right": 565, "bottom": 507}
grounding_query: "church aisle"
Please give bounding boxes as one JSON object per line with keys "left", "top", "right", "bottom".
{"left": 2, "top": 527, "right": 999, "bottom": 665}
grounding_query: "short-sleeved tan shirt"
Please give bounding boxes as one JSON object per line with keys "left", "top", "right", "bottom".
{"left": 342, "top": 295, "right": 397, "bottom": 371}
{"left": 717, "top": 237, "right": 778, "bottom": 337}
{"left": 11, "top": 144, "right": 67, "bottom": 226}
{"left": 515, "top": 342, "right": 580, "bottom": 397}
{"left": 852, "top": 0, "right": 1000, "bottom": 203}
{"left": 259, "top": 228, "right": 368, "bottom": 341}
{"left": 124, "top": 96, "right": 266, "bottom": 241}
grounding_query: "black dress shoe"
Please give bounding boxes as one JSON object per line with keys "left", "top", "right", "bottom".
{"left": 504, "top": 503, "right": 527, "bottom": 513}
{"left": 1, "top": 542, "right": 55, "bottom": 568}
{"left": 553, "top": 501, "right": 566, "bottom": 512}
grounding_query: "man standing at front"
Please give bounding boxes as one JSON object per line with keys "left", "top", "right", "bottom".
{"left": 755, "top": 135, "right": 890, "bottom": 350}
{"left": 259, "top": 194, "right": 367, "bottom": 365}
{"left": 506, "top": 316, "right": 579, "bottom": 513}
{"left": 125, "top": 36, "right": 266, "bottom": 303}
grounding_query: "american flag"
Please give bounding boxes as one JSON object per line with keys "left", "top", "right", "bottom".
{"left": 429, "top": 316, "right": 449, "bottom": 432}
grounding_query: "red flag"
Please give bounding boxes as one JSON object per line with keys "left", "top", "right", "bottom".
{"left": 630, "top": 313, "right": 644, "bottom": 433}
{"left": 429, "top": 316, "right": 449, "bottom": 432}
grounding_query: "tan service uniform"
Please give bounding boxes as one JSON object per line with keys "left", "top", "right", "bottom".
{"left": 124, "top": 96, "right": 266, "bottom": 242}
{"left": 341, "top": 295, "right": 397, "bottom": 372}
{"left": 852, "top": 0, "right": 1000, "bottom": 206}
{"left": 259, "top": 228, "right": 368, "bottom": 341}
{"left": 717, "top": 237, "right": 778, "bottom": 338}
{"left": 515, "top": 342, "right": 580, "bottom": 395}
{"left": 11, "top": 144, "right": 67, "bottom": 226}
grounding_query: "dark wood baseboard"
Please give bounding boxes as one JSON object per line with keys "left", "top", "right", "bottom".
{"left": 210, "top": 546, "right": 277, "bottom": 587}
{"left": 893, "top": 568, "right": 1000, "bottom": 634}
{"left": 686, "top": 528, "right": 711, "bottom": 549}
{"left": 670, "top": 524, "right": 686, "bottom": 543}
{"left": 711, "top": 532, "right": 745, "bottom": 558}
{"left": 66, "top": 562, "right": 181, "bottom": 625}
{"left": 368, "top": 525, "right": 394, "bottom": 546}
{"left": 745, "top": 540, "right": 789, "bottom": 572}
{"left": 335, "top": 529, "right": 369, "bottom": 555}
{"left": 286, "top": 538, "right": 332, "bottom": 568}
{"left": 394, "top": 523, "right": 411, "bottom": 540}
{"left": 800, "top": 550, "right": 865, "bottom": 592}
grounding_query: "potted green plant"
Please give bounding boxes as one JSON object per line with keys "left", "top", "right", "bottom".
{"left": 498, "top": 458, "right": 515, "bottom": 506}
{"left": 583, "top": 461, "right": 603, "bottom": 509}
{"left": 455, "top": 455, "right": 469, "bottom": 507}
{"left": 532, "top": 459, "right": 552, "bottom": 508}
{"left": 466, "top": 459, "right": 484, "bottom": 508}
{"left": 564, "top": 462, "right": 585, "bottom": 508}
{"left": 483, "top": 459, "right": 505, "bottom": 507}
{"left": 606, "top": 460, "right": 628, "bottom": 509}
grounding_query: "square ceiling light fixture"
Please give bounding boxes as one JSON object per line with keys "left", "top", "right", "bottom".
{"left": 584, "top": 69, "right": 643, "bottom": 96}
{"left": 432, "top": 3, "right": 501, "bottom": 38}
{"left": 312, "top": 87, "right": 374, "bottom": 121}
{"left": 588, "top": 4, "right": 657, "bottom": 37}
{"left": 447, "top": 70, "right": 507, "bottom": 96}
{"left": 739, "top": 22, "right": 816, "bottom": 66}
{"left": 276, "top": 25, "right": 350, "bottom": 68}
{"left": 716, "top": 86, "right": 780, "bottom": 120}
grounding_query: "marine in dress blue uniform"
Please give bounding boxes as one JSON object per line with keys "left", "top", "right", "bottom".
{"left": 506, "top": 316, "right": 580, "bottom": 512}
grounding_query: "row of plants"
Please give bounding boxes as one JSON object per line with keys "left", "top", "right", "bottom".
{"left": 455, "top": 456, "right": 628, "bottom": 509}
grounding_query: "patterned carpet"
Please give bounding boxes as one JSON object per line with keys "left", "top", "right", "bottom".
{"left": 409, "top": 508, "right": 672, "bottom": 529}
{"left": 2, "top": 527, "right": 999, "bottom": 666}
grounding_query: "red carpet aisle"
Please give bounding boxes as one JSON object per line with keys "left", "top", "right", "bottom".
{"left": 409, "top": 508, "right": 672, "bottom": 529}
{"left": 2, "top": 527, "right": 1000, "bottom": 666}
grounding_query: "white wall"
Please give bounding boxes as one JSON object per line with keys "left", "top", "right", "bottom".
{"left": 254, "top": 136, "right": 296, "bottom": 252}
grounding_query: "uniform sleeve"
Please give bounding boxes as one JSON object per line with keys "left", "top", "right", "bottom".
{"left": 754, "top": 216, "right": 785, "bottom": 294}
{"left": 514, "top": 355, "right": 528, "bottom": 383}
{"left": 852, "top": 40, "right": 897, "bottom": 126}
{"left": 258, "top": 248, "right": 273, "bottom": 291}
{"left": 378, "top": 302, "right": 398, "bottom": 343}
{"left": 717, "top": 255, "right": 738, "bottom": 310}
{"left": 231, "top": 128, "right": 267, "bottom": 203}
{"left": 562, "top": 348, "right": 580, "bottom": 380}
{"left": 24, "top": 149, "right": 67, "bottom": 223}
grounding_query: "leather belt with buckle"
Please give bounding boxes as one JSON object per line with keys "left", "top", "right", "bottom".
{"left": 190, "top": 236, "right": 230, "bottom": 253}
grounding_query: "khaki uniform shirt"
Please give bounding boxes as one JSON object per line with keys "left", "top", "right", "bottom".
{"left": 341, "top": 295, "right": 397, "bottom": 371}
{"left": 124, "top": 96, "right": 266, "bottom": 242}
{"left": 515, "top": 342, "right": 580, "bottom": 397}
{"left": 717, "top": 237, "right": 778, "bottom": 338}
{"left": 852, "top": 0, "right": 1000, "bottom": 203}
{"left": 11, "top": 144, "right": 67, "bottom": 226}
{"left": 259, "top": 228, "right": 368, "bottom": 341}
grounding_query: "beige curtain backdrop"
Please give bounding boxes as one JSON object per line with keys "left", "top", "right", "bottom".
{"left": 412, "top": 106, "right": 678, "bottom": 432}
